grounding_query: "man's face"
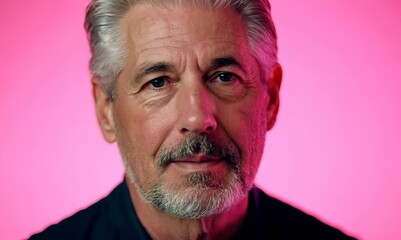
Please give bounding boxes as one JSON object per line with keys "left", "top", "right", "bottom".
{"left": 94, "top": 4, "right": 280, "bottom": 218}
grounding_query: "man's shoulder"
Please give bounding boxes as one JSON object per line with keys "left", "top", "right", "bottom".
{"left": 29, "top": 197, "right": 107, "bottom": 240}
{"left": 242, "top": 186, "right": 356, "bottom": 239}
{"left": 29, "top": 181, "right": 150, "bottom": 240}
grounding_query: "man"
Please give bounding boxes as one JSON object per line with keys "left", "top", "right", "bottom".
{"left": 30, "top": 0, "right": 355, "bottom": 239}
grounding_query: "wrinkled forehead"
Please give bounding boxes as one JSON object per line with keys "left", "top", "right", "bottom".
{"left": 121, "top": 4, "right": 246, "bottom": 46}
{"left": 118, "top": 3, "right": 259, "bottom": 80}
{"left": 120, "top": 0, "right": 247, "bottom": 33}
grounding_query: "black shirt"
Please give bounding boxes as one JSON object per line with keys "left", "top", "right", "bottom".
{"left": 30, "top": 181, "right": 356, "bottom": 239}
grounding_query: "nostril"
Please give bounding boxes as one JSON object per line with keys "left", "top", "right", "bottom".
{"left": 181, "top": 128, "right": 189, "bottom": 134}
{"left": 205, "top": 125, "right": 214, "bottom": 133}
{"left": 180, "top": 124, "right": 215, "bottom": 135}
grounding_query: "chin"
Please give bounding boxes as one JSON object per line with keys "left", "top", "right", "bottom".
{"left": 141, "top": 170, "right": 248, "bottom": 219}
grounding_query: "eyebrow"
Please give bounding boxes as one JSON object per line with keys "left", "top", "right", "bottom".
{"left": 133, "top": 62, "right": 174, "bottom": 83}
{"left": 209, "top": 56, "right": 245, "bottom": 73}
{"left": 132, "top": 57, "right": 245, "bottom": 83}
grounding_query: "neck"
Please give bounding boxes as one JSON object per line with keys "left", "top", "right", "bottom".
{"left": 126, "top": 180, "right": 249, "bottom": 240}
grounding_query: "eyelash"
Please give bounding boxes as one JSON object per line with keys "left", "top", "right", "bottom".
{"left": 211, "top": 72, "right": 241, "bottom": 83}
{"left": 143, "top": 76, "right": 170, "bottom": 90}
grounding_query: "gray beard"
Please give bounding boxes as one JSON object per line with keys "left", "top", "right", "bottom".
{"left": 124, "top": 134, "right": 250, "bottom": 219}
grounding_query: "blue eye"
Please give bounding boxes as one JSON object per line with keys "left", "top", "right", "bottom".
{"left": 217, "top": 73, "right": 234, "bottom": 82}
{"left": 150, "top": 77, "right": 165, "bottom": 88}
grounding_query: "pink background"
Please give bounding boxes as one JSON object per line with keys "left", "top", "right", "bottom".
{"left": 1, "top": 0, "right": 400, "bottom": 239}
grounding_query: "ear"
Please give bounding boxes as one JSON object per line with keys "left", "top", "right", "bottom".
{"left": 265, "top": 64, "right": 282, "bottom": 131}
{"left": 92, "top": 77, "right": 116, "bottom": 143}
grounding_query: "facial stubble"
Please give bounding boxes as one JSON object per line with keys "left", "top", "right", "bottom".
{"left": 120, "top": 134, "right": 252, "bottom": 219}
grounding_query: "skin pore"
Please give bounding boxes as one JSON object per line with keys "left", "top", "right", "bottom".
{"left": 92, "top": 3, "right": 281, "bottom": 240}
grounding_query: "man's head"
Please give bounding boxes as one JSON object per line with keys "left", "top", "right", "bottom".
{"left": 85, "top": 0, "right": 281, "bottom": 219}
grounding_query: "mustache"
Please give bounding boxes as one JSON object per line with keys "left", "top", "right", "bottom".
{"left": 155, "top": 134, "right": 241, "bottom": 169}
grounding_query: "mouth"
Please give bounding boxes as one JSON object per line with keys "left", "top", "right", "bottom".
{"left": 173, "top": 154, "right": 220, "bottom": 163}
{"left": 170, "top": 154, "right": 226, "bottom": 171}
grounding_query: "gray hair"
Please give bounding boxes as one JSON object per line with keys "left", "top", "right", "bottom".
{"left": 84, "top": 0, "right": 278, "bottom": 99}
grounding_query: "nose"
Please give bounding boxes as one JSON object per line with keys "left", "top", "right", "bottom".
{"left": 177, "top": 80, "right": 217, "bottom": 135}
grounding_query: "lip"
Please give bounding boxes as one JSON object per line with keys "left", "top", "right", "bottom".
{"left": 170, "top": 154, "right": 225, "bottom": 171}
{"left": 172, "top": 154, "right": 220, "bottom": 163}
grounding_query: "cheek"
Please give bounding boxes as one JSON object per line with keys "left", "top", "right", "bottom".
{"left": 116, "top": 101, "right": 174, "bottom": 153}
{"left": 238, "top": 105, "right": 267, "bottom": 150}
{"left": 221, "top": 93, "right": 267, "bottom": 137}
{"left": 219, "top": 95, "right": 267, "bottom": 166}
{"left": 238, "top": 107, "right": 266, "bottom": 181}
{"left": 115, "top": 111, "right": 171, "bottom": 189}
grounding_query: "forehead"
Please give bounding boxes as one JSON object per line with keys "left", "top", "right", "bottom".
{"left": 120, "top": 3, "right": 254, "bottom": 72}
{"left": 126, "top": 4, "right": 241, "bottom": 34}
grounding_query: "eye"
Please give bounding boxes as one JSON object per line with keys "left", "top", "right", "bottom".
{"left": 207, "top": 71, "right": 246, "bottom": 100}
{"left": 216, "top": 72, "right": 235, "bottom": 82}
{"left": 148, "top": 77, "right": 166, "bottom": 88}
